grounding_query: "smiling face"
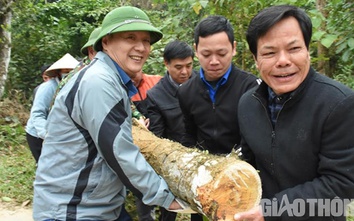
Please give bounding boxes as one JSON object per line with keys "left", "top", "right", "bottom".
{"left": 102, "top": 31, "right": 151, "bottom": 78}
{"left": 255, "top": 17, "right": 310, "bottom": 95}
{"left": 195, "top": 32, "right": 236, "bottom": 82}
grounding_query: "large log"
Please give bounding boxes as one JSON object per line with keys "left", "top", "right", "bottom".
{"left": 132, "top": 121, "right": 262, "bottom": 221}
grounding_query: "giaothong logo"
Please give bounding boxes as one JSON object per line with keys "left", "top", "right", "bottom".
{"left": 261, "top": 195, "right": 353, "bottom": 217}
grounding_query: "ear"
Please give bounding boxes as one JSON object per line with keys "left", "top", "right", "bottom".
{"left": 253, "top": 55, "right": 259, "bottom": 69}
{"left": 232, "top": 41, "right": 237, "bottom": 56}
{"left": 193, "top": 43, "right": 198, "bottom": 58}
{"left": 88, "top": 46, "right": 94, "bottom": 54}
{"left": 102, "top": 36, "right": 109, "bottom": 51}
{"left": 163, "top": 59, "right": 169, "bottom": 67}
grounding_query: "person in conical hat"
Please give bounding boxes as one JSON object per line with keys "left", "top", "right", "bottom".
{"left": 33, "top": 6, "right": 184, "bottom": 221}
{"left": 25, "top": 54, "right": 78, "bottom": 164}
{"left": 44, "top": 53, "right": 79, "bottom": 79}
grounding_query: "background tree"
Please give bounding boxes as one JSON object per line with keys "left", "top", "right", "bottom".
{"left": 0, "top": 0, "right": 13, "bottom": 98}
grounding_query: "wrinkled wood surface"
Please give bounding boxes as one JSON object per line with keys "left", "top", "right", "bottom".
{"left": 132, "top": 122, "right": 262, "bottom": 221}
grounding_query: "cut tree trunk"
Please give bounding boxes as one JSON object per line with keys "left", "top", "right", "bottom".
{"left": 132, "top": 122, "right": 262, "bottom": 221}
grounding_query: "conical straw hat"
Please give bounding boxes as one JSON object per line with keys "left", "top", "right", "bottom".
{"left": 45, "top": 53, "right": 79, "bottom": 77}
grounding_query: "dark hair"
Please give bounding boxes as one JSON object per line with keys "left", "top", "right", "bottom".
{"left": 40, "top": 64, "right": 51, "bottom": 75}
{"left": 163, "top": 40, "right": 194, "bottom": 63}
{"left": 246, "top": 5, "right": 312, "bottom": 58}
{"left": 194, "top": 15, "right": 234, "bottom": 49}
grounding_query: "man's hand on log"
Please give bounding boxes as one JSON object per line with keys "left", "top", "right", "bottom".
{"left": 168, "top": 199, "right": 182, "bottom": 210}
{"left": 168, "top": 198, "right": 198, "bottom": 214}
{"left": 234, "top": 205, "right": 264, "bottom": 221}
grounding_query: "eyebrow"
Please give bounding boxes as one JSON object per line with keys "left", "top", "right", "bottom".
{"left": 261, "top": 39, "right": 299, "bottom": 50}
{"left": 174, "top": 62, "right": 193, "bottom": 67}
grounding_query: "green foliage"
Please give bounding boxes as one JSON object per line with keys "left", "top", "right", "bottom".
{"left": 7, "top": 0, "right": 117, "bottom": 98}
{"left": 0, "top": 122, "right": 35, "bottom": 203}
{"left": 143, "top": 2, "right": 202, "bottom": 75}
{"left": 152, "top": 0, "right": 353, "bottom": 86}
{"left": 6, "top": 0, "right": 354, "bottom": 101}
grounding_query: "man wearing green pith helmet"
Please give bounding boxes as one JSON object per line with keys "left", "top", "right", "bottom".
{"left": 33, "top": 6, "right": 183, "bottom": 221}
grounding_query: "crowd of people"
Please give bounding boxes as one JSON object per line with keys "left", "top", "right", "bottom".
{"left": 25, "top": 4, "right": 354, "bottom": 221}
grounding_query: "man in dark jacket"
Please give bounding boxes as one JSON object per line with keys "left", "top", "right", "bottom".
{"left": 178, "top": 15, "right": 260, "bottom": 155}
{"left": 146, "top": 40, "right": 195, "bottom": 143}
{"left": 145, "top": 40, "right": 195, "bottom": 221}
{"left": 234, "top": 5, "right": 354, "bottom": 221}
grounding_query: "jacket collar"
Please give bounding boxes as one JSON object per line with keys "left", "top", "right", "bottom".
{"left": 163, "top": 71, "right": 179, "bottom": 96}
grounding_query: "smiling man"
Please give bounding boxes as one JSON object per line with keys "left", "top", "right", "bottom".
{"left": 33, "top": 6, "right": 182, "bottom": 221}
{"left": 235, "top": 5, "right": 354, "bottom": 221}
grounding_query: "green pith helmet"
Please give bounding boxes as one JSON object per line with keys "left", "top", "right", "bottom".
{"left": 93, "top": 6, "right": 163, "bottom": 51}
{"left": 81, "top": 27, "right": 102, "bottom": 56}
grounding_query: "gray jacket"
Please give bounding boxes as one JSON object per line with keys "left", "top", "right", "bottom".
{"left": 33, "top": 52, "right": 175, "bottom": 220}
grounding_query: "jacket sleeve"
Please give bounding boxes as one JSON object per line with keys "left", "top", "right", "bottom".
{"left": 72, "top": 71, "right": 175, "bottom": 209}
{"left": 145, "top": 92, "right": 165, "bottom": 138}
{"left": 177, "top": 87, "right": 197, "bottom": 148}
{"left": 30, "top": 80, "right": 57, "bottom": 139}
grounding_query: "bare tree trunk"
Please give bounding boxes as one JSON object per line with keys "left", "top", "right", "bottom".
{"left": 132, "top": 122, "right": 262, "bottom": 221}
{"left": 316, "top": 0, "right": 331, "bottom": 77}
{"left": 0, "top": 0, "right": 13, "bottom": 98}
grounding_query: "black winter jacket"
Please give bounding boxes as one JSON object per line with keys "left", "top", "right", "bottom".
{"left": 146, "top": 72, "right": 186, "bottom": 142}
{"left": 238, "top": 67, "right": 354, "bottom": 221}
{"left": 178, "top": 64, "right": 259, "bottom": 154}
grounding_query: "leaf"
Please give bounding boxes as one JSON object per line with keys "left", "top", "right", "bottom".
{"left": 336, "top": 41, "right": 348, "bottom": 54}
{"left": 312, "top": 30, "right": 325, "bottom": 41}
{"left": 311, "top": 16, "right": 322, "bottom": 29}
{"left": 342, "top": 50, "right": 350, "bottom": 62}
{"left": 348, "top": 38, "right": 354, "bottom": 50}
{"left": 192, "top": 2, "right": 203, "bottom": 15}
{"left": 199, "top": 0, "right": 209, "bottom": 8}
{"left": 321, "top": 34, "right": 338, "bottom": 48}
{"left": 1, "top": 196, "right": 12, "bottom": 202}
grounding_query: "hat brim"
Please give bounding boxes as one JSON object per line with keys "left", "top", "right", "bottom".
{"left": 81, "top": 38, "right": 95, "bottom": 56}
{"left": 93, "top": 22, "right": 163, "bottom": 51}
{"left": 45, "top": 53, "right": 79, "bottom": 76}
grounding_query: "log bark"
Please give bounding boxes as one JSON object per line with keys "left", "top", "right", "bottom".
{"left": 132, "top": 121, "right": 262, "bottom": 221}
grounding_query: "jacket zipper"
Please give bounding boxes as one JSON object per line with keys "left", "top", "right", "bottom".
{"left": 252, "top": 94, "right": 292, "bottom": 175}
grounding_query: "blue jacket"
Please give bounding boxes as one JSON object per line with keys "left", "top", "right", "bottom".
{"left": 33, "top": 52, "right": 175, "bottom": 220}
{"left": 26, "top": 78, "right": 59, "bottom": 139}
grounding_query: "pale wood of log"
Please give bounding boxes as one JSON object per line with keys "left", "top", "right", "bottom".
{"left": 132, "top": 122, "right": 262, "bottom": 221}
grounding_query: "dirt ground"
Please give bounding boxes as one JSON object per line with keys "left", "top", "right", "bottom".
{"left": 0, "top": 201, "right": 33, "bottom": 221}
